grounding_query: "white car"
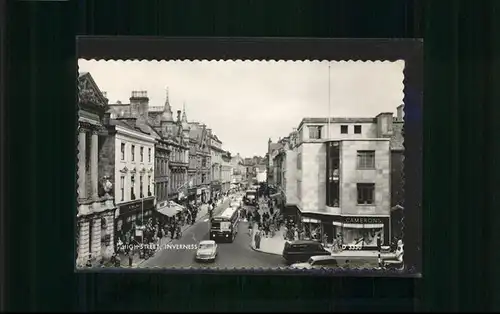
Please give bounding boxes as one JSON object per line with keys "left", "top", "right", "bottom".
{"left": 195, "top": 240, "right": 218, "bottom": 262}
{"left": 290, "top": 255, "right": 339, "bottom": 269}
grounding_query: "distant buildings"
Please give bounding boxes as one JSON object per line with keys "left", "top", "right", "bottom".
{"left": 271, "top": 106, "right": 404, "bottom": 249}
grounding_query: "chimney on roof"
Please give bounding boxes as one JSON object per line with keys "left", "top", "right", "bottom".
{"left": 130, "top": 90, "right": 149, "bottom": 122}
{"left": 396, "top": 104, "right": 404, "bottom": 121}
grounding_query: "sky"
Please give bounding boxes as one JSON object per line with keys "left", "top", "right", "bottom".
{"left": 78, "top": 60, "right": 405, "bottom": 158}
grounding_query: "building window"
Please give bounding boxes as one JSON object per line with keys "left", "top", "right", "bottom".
{"left": 202, "top": 157, "right": 207, "bottom": 168}
{"left": 131, "top": 145, "right": 135, "bottom": 161}
{"left": 354, "top": 125, "right": 362, "bottom": 134}
{"left": 148, "top": 175, "right": 152, "bottom": 196}
{"left": 120, "top": 176, "right": 125, "bottom": 201}
{"left": 121, "top": 143, "right": 125, "bottom": 160}
{"left": 139, "top": 175, "right": 144, "bottom": 198}
{"left": 140, "top": 147, "right": 144, "bottom": 162}
{"left": 297, "top": 180, "right": 302, "bottom": 200}
{"left": 357, "top": 183, "right": 375, "bottom": 205}
{"left": 148, "top": 148, "right": 152, "bottom": 162}
{"left": 131, "top": 176, "right": 135, "bottom": 200}
{"left": 357, "top": 151, "right": 375, "bottom": 169}
{"left": 296, "top": 153, "right": 302, "bottom": 170}
{"left": 340, "top": 125, "right": 348, "bottom": 134}
{"left": 202, "top": 174, "right": 206, "bottom": 183}
{"left": 308, "top": 126, "right": 322, "bottom": 139}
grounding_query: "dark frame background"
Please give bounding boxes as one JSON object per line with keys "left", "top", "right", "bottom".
{"left": 4, "top": 0, "right": 500, "bottom": 312}
{"left": 77, "top": 36, "right": 423, "bottom": 278}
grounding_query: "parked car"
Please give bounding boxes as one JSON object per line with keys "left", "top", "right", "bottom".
{"left": 195, "top": 240, "right": 218, "bottom": 262}
{"left": 290, "top": 255, "right": 339, "bottom": 269}
{"left": 282, "top": 240, "right": 331, "bottom": 264}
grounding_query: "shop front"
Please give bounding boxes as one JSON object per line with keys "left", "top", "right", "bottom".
{"left": 155, "top": 200, "right": 186, "bottom": 225}
{"left": 114, "top": 197, "right": 155, "bottom": 245}
{"left": 211, "top": 182, "right": 222, "bottom": 199}
{"left": 200, "top": 186, "right": 211, "bottom": 203}
{"left": 298, "top": 212, "right": 390, "bottom": 250}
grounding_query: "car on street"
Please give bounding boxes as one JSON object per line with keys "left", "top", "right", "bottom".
{"left": 289, "top": 255, "right": 339, "bottom": 269}
{"left": 195, "top": 240, "right": 218, "bottom": 262}
{"left": 282, "top": 240, "right": 331, "bottom": 264}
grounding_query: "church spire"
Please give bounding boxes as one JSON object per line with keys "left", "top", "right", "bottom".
{"left": 181, "top": 102, "right": 190, "bottom": 131}
{"left": 182, "top": 102, "right": 188, "bottom": 122}
{"left": 161, "top": 86, "right": 173, "bottom": 121}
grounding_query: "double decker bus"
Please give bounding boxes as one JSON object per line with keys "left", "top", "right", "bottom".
{"left": 210, "top": 206, "right": 240, "bottom": 243}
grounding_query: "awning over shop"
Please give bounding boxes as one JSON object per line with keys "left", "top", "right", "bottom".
{"left": 157, "top": 201, "right": 185, "bottom": 217}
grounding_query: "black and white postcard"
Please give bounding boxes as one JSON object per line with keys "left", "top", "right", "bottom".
{"left": 76, "top": 39, "right": 422, "bottom": 276}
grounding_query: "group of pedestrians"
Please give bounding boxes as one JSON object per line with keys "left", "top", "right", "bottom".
{"left": 250, "top": 195, "right": 284, "bottom": 249}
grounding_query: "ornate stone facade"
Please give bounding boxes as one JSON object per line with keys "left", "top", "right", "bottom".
{"left": 76, "top": 72, "right": 116, "bottom": 267}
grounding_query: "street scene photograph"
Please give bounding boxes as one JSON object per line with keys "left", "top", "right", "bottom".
{"left": 76, "top": 59, "right": 409, "bottom": 273}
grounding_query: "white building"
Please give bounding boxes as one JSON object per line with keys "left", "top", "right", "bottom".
{"left": 221, "top": 151, "right": 233, "bottom": 193}
{"left": 230, "top": 153, "right": 245, "bottom": 185}
{"left": 100, "top": 116, "right": 156, "bottom": 245}
{"left": 282, "top": 111, "right": 395, "bottom": 249}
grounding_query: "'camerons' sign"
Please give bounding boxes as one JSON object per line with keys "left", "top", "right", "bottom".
{"left": 343, "top": 216, "right": 384, "bottom": 224}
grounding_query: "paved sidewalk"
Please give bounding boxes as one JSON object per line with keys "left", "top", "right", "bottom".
{"left": 119, "top": 197, "right": 231, "bottom": 267}
{"left": 250, "top": 223, "right": 287, "bottom": 255}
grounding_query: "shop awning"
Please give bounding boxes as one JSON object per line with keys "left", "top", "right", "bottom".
{"left": 157, "top": 201, "right": 184, "bottom": 217}
{"left": 302, "top": 218, "right": 321, "bottom": 223}
{"left": 342, "top": 223, "right": 384, "bottom": 229}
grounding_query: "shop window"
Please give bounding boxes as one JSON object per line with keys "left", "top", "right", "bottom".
{"left": 340, "top": 125, "right": 348, "bottom": 134}
{"left": 357, "top": 151, "right": 375, "bottom": 169}
{"left": 342, "top": 227, "right": 384, "bottom": 247}
{"left": 354, "top": 125, "right": 362, "bottom": 134}
{"left": 357, "top": 183, "right": 375, "bottom": 205}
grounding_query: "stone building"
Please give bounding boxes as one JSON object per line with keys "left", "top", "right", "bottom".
{"left": 100, "top": 91, "right": 157, "bottom": 248}
{"left": 208, "top": 128, "right": 224, "bottom": 199}
{"left": 76, "top": 72, "right": 116, "bottom": 267}
{"left": 221, "top": 151, "right": 233, "bottom": 193}
{"left": 108, "top": 88, "right": 189, "bottom": 205}
{"left": 187, "top": 119, "right": 212, "bottom": 203}
{"left": 147, "top": 90, "right": 189, "bottom": 204}
{"left": 280, "top": 109, "right": 400, "bottom": 249}
{"left": 266, "top": 139, "right": 283, "bottom": 186}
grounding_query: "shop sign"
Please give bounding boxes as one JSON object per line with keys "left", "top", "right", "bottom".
{"left": 342, "top": 216, "right": 385, "bottom": 224}
{"left": 196, "top": 188, "right": 202, "bottom": 195}
{"left": 119, "top": 198, "right": 155, "bottom": 215}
